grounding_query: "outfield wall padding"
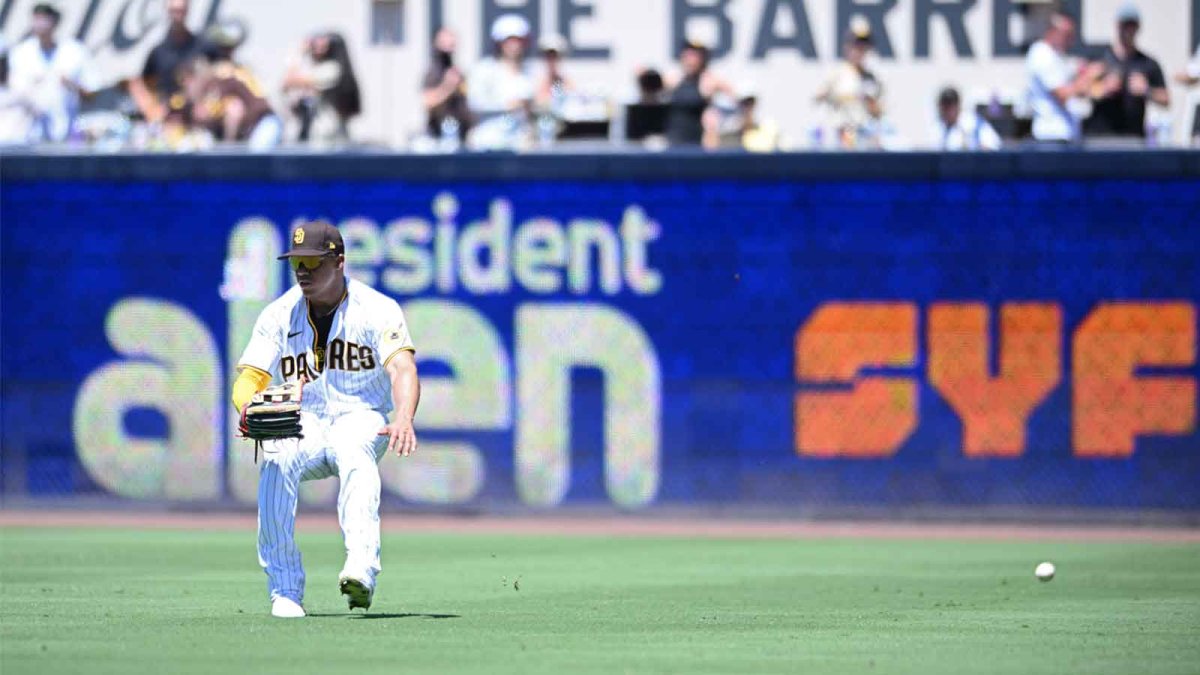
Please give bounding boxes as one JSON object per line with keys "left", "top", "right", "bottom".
{"left": 2, "top": 151, "right": 1198, "bottom": 510}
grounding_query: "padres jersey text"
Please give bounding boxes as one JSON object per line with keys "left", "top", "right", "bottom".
{"left": 238, "top": 278, "right": 415, "bottom": 417}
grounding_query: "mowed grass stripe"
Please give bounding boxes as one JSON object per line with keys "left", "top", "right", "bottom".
{"left": 1, "top": 527, "right": 1197, "bottom": 675}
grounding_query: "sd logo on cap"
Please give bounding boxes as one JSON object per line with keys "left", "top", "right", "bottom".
{"left": 279, "top": 220, "right": 345, "bottom": 259}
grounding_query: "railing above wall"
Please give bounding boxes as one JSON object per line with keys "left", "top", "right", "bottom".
{"left": 3, "top": 149, "right": 1199, "bottom": 182}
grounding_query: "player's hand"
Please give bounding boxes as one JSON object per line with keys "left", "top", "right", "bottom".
{"left": 378, "top": 418, "right": 417, "bottom": 457}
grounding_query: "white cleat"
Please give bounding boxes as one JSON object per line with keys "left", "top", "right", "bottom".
{"left": 271, "top": 596, "right": 306, "bottom": 618}
{"left": 338, "top": 575, "right": 373, "bottom": 611}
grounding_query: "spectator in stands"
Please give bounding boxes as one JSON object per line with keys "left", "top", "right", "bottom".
{"left": 931, "top": 86, "right": 1001, "bottom": 151}
{"left": 1025, "top": 11, "right": 1103, "bottom": 144}
{"left": 422, "top": 26, "right": 471, "bottom": 143}
{"left": 729, "top": 85, "right": 780, "bottom": 152}
{"left": 156, "top": 84, "right": 212, "bottom": 151}
{"left": 282, "top": 32, "right": 361, "bottom": 144}
{"left": 203, "top": 18, "right": 267, "bottom": 94}
{"left": 814, "top": 18, "right": 882, "bottom": 149}
{"left": 1084, "top": 3, "right": 1168, "bottom": 139}
{"left": 534, "top": 33, "right": 574, "bottom": 113}
{"left": 6, "top": 3, "right": 99, "bottom": 142}
{"left": 129, "top": 0, "right": 212, "bottom": 124}
{"left": 635, "top": 68, "right": 666, "bottom": 104}
{"left": 1177, "top": 46, "right": 1200, "bottom": 144}
{"left": 0, "top": 36, "right": 33, "bottom": 144}
{"left": 860, "top": 85, "right": 908, "bottom": 150}
{"left": 180, "top": 55, "right": 281, "bottom": 151}
{"left": 467, "top": 14, "right": 536, "bottom": 150}
{"left": 611, "top": 67, "right": 668, "bottom": 147}
{"left": 205, "top": 19, "right": 245, "bottom": 65}
{"left": 664, "top": 39, "right": 733, "bottom": 148}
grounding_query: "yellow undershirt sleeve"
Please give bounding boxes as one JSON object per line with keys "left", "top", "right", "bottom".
{"left": 232, "top": 366, "right": 272, "bottom": 411}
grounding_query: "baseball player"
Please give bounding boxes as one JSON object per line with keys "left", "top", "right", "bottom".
{"left": 231, "top": 220, "right": 420, "bottom": 618}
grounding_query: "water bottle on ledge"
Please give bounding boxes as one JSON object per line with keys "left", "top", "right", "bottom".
{"left": 440, "top": 117, "right": 461, "bottom": 153}
{"left": 1146, "top": 118, "right": 1171, "bottom": 148}
{"left": 537, "top": 114, "right": 557, "bottom": 149}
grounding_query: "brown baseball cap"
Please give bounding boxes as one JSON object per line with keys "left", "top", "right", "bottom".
{"left": 278, "top": 220, "right": 344, "bottom": 259}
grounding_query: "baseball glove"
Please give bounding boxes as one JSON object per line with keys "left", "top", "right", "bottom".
{"left": 240, "top": 380, "right": 304, "bottom": 462}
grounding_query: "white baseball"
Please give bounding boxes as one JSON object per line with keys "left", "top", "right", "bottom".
{"left": 1035, "top": 562, "right": 1056, "bottom": 582}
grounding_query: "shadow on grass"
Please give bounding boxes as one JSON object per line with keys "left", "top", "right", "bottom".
{"left": 307, "top": 612, "right": 461, "bottom": 620}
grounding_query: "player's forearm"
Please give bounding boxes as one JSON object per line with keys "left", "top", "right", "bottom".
{"left": 232, "top": 366, "right": 271, "bottom": 411}
{"left": 387, "top": 359, "right": 420, "bottom": 423}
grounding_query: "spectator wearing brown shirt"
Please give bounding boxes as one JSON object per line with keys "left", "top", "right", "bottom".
{"left": 203, "top": 17, "right": 271, "bottom": 109}
{"left": 128, "top": 0, "right": 215, "bottom": 123}
{"left": 422, "top": 27, "right": 471, "bottom": 142}
{"left": 180, "top": 56, "right": 281, "bottom": 150}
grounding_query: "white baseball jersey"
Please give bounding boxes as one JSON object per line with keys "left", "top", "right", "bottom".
{"left": 238, "top": 277, "right": 415, "bottom": 417}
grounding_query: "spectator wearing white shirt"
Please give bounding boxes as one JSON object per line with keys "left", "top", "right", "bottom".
{"left": 0, "top": 36, "right": 34, "bottom": 145}
{"left": 1176, "top": 45, "right": 1200, "bottom": 143}
{"left": 814, "top": 19, "right": 882, "bottom": 148}
{"left": 1025, "top": 11, "right": 1103, "bottom": 143}
{"left": 467, "top": 14, "right": 536, "bottom": 150}
{"left": 1179, "top": 45, "right": 1200, "bottom": 88}
{"left": 7, "top": 3, "right": 98, "bottom": 143}
{"left": 931, "top": 87, "right": 1001, "bottom": 151}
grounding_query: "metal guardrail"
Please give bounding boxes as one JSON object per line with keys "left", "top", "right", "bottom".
{"left": 3, "top": 149, "right": 1199, "bottom": 182}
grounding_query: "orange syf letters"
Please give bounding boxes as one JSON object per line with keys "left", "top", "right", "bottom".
{"left": 794, "top": 302, "right": 918, "bottom": 457}
{"left": 1073, "top": 303, "right": 1196, "bottom": 458}
{"left": 928, "top": 303, "right": 1061, "bottom": 457}
{"left": 795, "top": 300, "right": 1196, "bottom": 460}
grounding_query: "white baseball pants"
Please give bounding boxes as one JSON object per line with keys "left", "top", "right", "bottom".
{"left": 257, "top": 409, "right": 388, "bottom": 604}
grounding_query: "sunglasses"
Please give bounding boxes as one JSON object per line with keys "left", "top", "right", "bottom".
{"left": 289, "top": 254, "right": 334, "bottom": 271}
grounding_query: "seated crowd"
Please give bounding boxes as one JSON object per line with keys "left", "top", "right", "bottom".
{"left": 0, "top": 2, "right": 1197, "bottom": 152}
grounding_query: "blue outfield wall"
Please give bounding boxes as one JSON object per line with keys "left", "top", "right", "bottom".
{"left": 1, "top": 152, "right": 1198, "bottom": 511}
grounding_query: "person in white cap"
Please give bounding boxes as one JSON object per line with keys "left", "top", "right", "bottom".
{"left": 1084, "top": 2, "right": 1169, "bottom": 139}
{"left": 467, "top": 13, "right": 536, "bottom": 150}
{"left": 534, "top": 33, "right": 574, "bottom": 113}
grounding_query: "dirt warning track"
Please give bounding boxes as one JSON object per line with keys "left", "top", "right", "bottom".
{"left": 1, "top": 509, "right": 1197, "bottom": 543}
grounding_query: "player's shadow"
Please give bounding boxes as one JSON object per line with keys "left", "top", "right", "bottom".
{"left": 308, "top": 612, "right": 460, "bottom": 620}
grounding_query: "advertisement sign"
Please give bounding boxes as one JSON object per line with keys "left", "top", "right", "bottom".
{"left": 2, "top": 165, "right": 1197, "bottom": 509}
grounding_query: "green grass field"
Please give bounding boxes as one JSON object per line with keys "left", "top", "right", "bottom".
{"left": 1, "top": 526, "right": 1197, "bottom": 674}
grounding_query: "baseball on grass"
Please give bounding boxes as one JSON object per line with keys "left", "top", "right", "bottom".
{"left": 1034, "top": 562, "right": 1056, "bottom": 582}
